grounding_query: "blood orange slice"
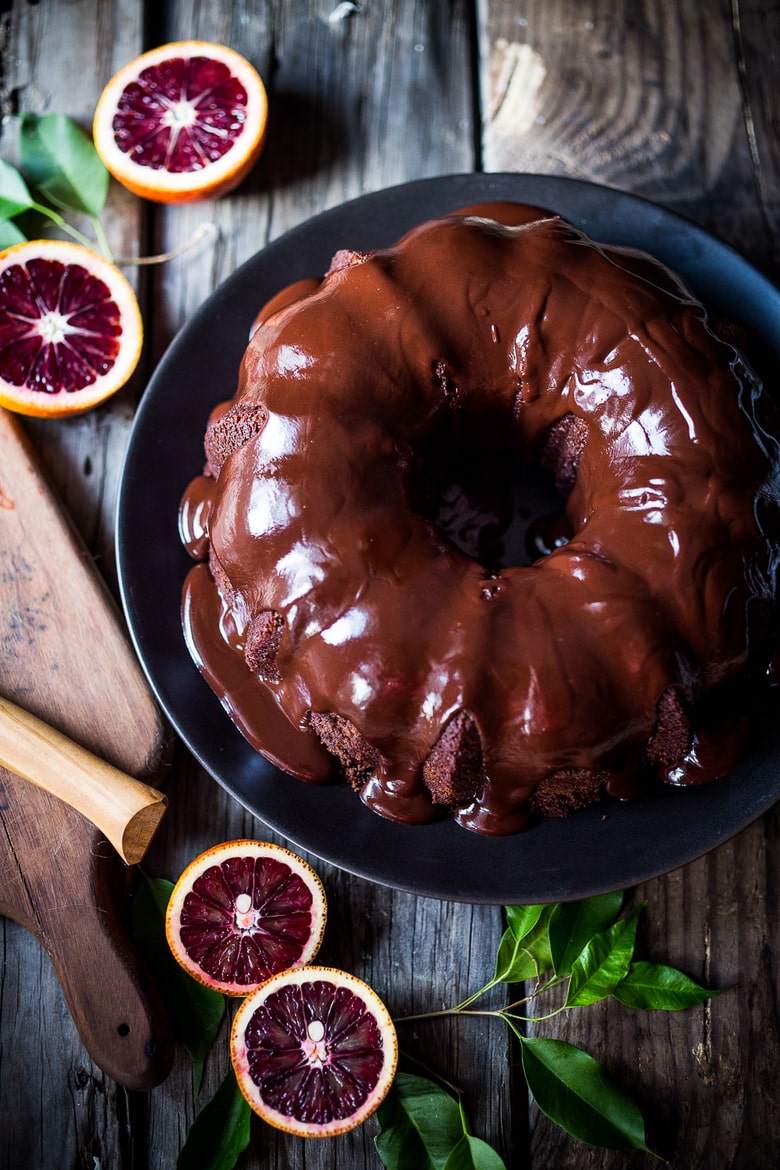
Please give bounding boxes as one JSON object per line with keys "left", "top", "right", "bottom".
{"left": 93, "top": 41, "right": 268, "bottom": 204}
{"left": 231, "top": 966, "right": 398, "bottom": 1137}
{"left": 0, "top": 239, "right": 142, "bottom": 417}
{"left": 165, "top": 840, "right": 326, "bottom": 996}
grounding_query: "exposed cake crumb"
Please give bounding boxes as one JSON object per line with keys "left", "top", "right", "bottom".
{"left": 542, "top": 413, "right": 589, "bottom": 494}
{"left": 530, "top": 768, "right": 606, "bottom": 816}
{"left": 647, "top": 686, "right": 692, "bottom": 770}
{"left": 205, "top": 402, "right": 267, "bottom": 474}
{"left": 308, "top": 712, "right": 380, "bottom": 791}
{"left": 423, "top": 710, "right": 484, "bottom": 806}
{"left": 245, "top": 611, "right": 285, "bottom": 682}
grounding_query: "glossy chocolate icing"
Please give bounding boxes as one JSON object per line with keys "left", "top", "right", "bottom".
{"left": 180, "top": 205, "right": 780, "bottom": 835}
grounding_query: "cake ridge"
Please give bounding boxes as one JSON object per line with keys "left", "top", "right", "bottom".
{"left": 180, "top": 204, "right": 780, "bottom": 835}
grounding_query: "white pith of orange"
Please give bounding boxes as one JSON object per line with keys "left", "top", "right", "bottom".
{"left": 165, "top": 839, "right": 327, "bottom": 996}
{"left": 93, "top": 41, "right": 268, "bottom": 204}
{"left": 231, "top": 965, "right": 399, "bottom": 1137}
{"left": 0, "top": 239, "right": 143, "bottom": 418}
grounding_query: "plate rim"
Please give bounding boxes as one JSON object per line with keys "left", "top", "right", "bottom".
{"left": 116, "top": 172, "right": 780, "bottom": 904}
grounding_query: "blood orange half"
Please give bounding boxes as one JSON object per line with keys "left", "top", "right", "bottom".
{"left": 0, "top": 240, "right": 142, "bottom": 417}
{"left": 165, "top": 840, "right": 327, "bottom": 996}
{"left": 231, "top": 966, "right": 398, "bottom": 1137}
{"left": 93, "top": 41, "right": 268, "bottom": 204}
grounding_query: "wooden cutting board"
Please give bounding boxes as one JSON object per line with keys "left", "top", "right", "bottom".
{"left": 0, "top": 407, "right": 173, "bottom": 1090}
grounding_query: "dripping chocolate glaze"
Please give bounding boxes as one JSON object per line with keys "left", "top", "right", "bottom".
{"left": 180, "top": 203, "right": 780, "bottom": 835}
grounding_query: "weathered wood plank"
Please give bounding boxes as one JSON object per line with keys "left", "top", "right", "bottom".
{"left": 2, "top": 0, "right": 779, "bottom": 1167}
{"left": 722, "top": 0, "right": 780, "bottom": 273}
{"left": 0, "top": 4, "right": 147, "bottom": 1167}
{"left": 131, "top": 2, "right": 514, "bottom": 1166}
{"left": 479, "top": 0, "right": 777, "bottom": 264}
{"left": 0, "top": 918, "right": 130, "bottom": 1170}
{"left": 1, "top": 0, "right": 146, "bottom": 595}
{"left": 479, "top": 2, "right": 780, "bottom": 1167}
{"left": 144, "top": 0, "right": 478, "bottom": 343}
{"left": 521, "top": 818, "right": 780, "bottom": 1170}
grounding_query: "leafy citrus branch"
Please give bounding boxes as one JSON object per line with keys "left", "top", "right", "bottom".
{"left": 378, "top": 891, "right": 724, "bottom": 1167}
{"left": 131, "top": 864, "right": 724, "bottom": 1170}
{"left": 0, "top": 111, "right": 212, "bottom": 263}
{"left": 0, "top": 114, "right": 109, "bottom": 254}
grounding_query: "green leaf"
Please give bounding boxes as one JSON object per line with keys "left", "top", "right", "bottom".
{"left": 0, "top": 218, "right": 27, "bottom": 248}
{"left": 565, "top": 903, "right": 644, "bottom": 1007}
{"left": 19, "top": 112, "right": 108, "bottom": 217}
{"left": 177, "top": 1069, "right": 251, "bottom": 1170}
{"left": 613, "top": 961, "right": 724, "bottom": 1011}
{"left": 519, "top": 1036, "right": 654, "bottom": 1153}
{"left": 375, "top": 1072, "right": 464, "bottom": 1170}
{"left": 505, "top": 904, "right": 545, "bottom": 942}
{"left": 132, "top": 874, "right": 226, "bottom": 1098}
{"left": 548, "top": 890, "right": 624, "bottom": 977}
{"left": 0, "top": 159, "right": 34, "bottom": 220}
{"left": 494, "top": 928, "right": 539, "bottom": 984}
{"left": 494, "top": 905, "right": 554, "bottom": 983}
{"left": 442, "top": 1134, "right": 508, "bottom": 1170}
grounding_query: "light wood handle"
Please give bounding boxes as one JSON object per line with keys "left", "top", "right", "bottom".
{"left": 0, "top": 696, "right": 167, "bottom": 865}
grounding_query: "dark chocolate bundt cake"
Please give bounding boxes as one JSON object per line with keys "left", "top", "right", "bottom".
{"left": 180, "top": 205, "right": 780, "bottom": 835}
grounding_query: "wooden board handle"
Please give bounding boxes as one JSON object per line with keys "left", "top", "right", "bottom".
{"left": 0, "top": 696, "right": 167, "bottom": 864}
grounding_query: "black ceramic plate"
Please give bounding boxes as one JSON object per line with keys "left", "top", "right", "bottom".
{"left": 116, "top": 173, "right": 780, "bottom": 904}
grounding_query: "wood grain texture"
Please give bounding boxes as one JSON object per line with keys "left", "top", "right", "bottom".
{"left": 480, "top": 4, "right": 780, "bottom": 1167}
{"left": 0, "top": 410, "right": 167, "bottom": 775}
{"left": 143, "top": 0, "right": 476, "bottom": 349}
{"left": 479, "top": 0, "right": 779, "bottom": 266}
{"left": 0, "top": 695, "right": 167, "bottom": 863}
{"left": 0, "top": 769, "right": 173, "bottom": 1092}
{"left": 1, "top": 0, "right": 146, "bottom": 595}
{"left": 0, "top": 409, "right": 172, "bottom": 1093}
{"left": 1, "top": 0, "right": 779, "bottom": 1167}
{"left": 0, "top": 0, "right": 162, "bottom": 1155}
{"left": 131, "top": 3, "right": 513, "bottom": 1164}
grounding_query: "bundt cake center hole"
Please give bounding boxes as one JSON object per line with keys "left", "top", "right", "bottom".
{"left": 410, "top": 443, "right": 572, "bottom": 569}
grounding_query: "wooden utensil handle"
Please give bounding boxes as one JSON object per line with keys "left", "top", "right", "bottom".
{"left": 0, "top": 696, "right": 166, "bottom": 864}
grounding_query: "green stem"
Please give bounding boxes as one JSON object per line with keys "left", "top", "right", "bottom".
{"left": 504, "top": 973, "right": 565, "bottom": 1009}
{"left": 452, "top": 975, "right": 502, "bottom": 1011}
{"left": 503, "top": 1016, "right": 525, "bottom": 1045}
{"left": 394, "top": 1006, "right": 472, "bottom": 1024}
{"left": 112, "top": 221, "right": 217, "bottom": 267}
{"left": 91, "top": 213, "right": 113, "bottom": 260}
{"left": 457, "top": 1092, "right": 470, "bottom": 1138}
{"left": 395, "top": 1006, "right": 511, "bottom": 1025}
{"left": 397, "top": 1048, "right": 463, "bottom": 1099}
{"left": 394, "top": 970, "right": 506, "bottom": 1019}
{"left": 397, "top": 970, "right": 567, "bottom": 1024}
{"left": 29, "top": 201, "right": 95, "bottom": 249}
{"left": 501, "top": 1003, "right": 568, "bottom": 1024}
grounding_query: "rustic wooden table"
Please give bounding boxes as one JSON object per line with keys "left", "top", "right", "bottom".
{"left": 1, "top": 1, "right": 779, "bottom": 1167}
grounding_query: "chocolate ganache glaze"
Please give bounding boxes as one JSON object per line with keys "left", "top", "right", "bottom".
{"left": 180, "top": 203, "right": 780, "bottom": 835}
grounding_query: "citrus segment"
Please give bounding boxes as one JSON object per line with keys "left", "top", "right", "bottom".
{"left": 0, "top": 240, "right": 142, "bottom": 417}
{"left": 165, "top": 840, "right": 326, "bottom": 996}
{"left": 93, "top": 41, "right": 268, "bottom": 203}
{"left": 231, "top": 966, "right": 398, "bottom": 1136}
